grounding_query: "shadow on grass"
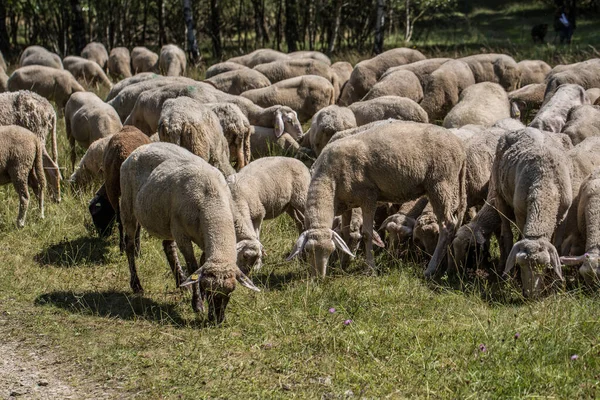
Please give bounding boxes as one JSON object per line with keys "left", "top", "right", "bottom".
{"left": 35, "top": 236, "right": 111, "bottom": 268}
{"left": 252, "top": 268, "right": 303, "bottom": 291}
{"left": 35, "top": 290, "right": 188, "bottom": 326}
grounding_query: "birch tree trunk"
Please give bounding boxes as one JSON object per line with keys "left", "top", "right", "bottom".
{"left": 374, "top": 0, "right": 385, "bottom": 54}
{"left": 183, "top": 0, "right": 201, "bottom": 62}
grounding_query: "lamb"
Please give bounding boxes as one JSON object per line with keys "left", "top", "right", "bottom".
{"left": 63, "top": 56, "right": 113, "bottom": 88}
{"left": 458, "top": 53, "right": 521, "bottom": 91}
{"left": 205, "top": 68, "right": 271, "bottom": 95}
{"left": 228, "top": 49, "right": 288, "bottom": 68}
{"left": 494, "top": 128, "right": 571, "bottom": 297}
{"left": 349, "top": 96, "right": 429, "bottom": 125}
{"left": 543, "top": 59, "right": 600, "bottom": 102}
{"left": 108, "top": 47, "right": 132, "bottom": 79}
{"left": 420, "top": 60, "right": 476, "bottom": 122}
{"left": 69, "top": 135, "right": 113, "bottom": 188}
{"left": 508, "top": 83, "right": 546, "bottom": 121}
{"left": 241, "top": 75, "right": 335, "bottom": 123}
{"left": 81, "top": 42, "right": 109, "bottom": 71}
{"left": 119, "top": 142, "right": 260, "bottom": 322}
{"left": 250, "top": 126, "right": 300, "bottom": 159}
{"left": 159, "top": 44, "right": 187, "bottom": 76}
{"left": 7, "top": 66, "right": 85, "bottom": 110}
{"left": 562, "top": 105, "right": 600, "bottom": 145}
{"left": 517, "top": 60, "right": 551, "bottom": 86}
{"left": 0, "top": 125, "right": 45, "bottom": 227}
{"left": 529, "top": 83, "right": 588, "bottom": 133}
{"left": 338, "top": 48, "right": 426, "bottom": 106}
{"left": 288, "top": 51, "right": 331, "bottom": 65}
{"left": 131, "top": 46, "right": 159, "bottom": 73}
{"left": 157, "top": 97, "right": 235, "bottom": 176}
{"left": 442, "top": 82, "right": 511, "bottom": 129}
{"left": 19, "top": 46, "right": 63, "bottom": 69}
{"left": 379, "top": 197, "right": 430, "bottom": 251}
{"left": 103, "top": 126, "right": 151, "bottom": 250}
{"left": 65, "top": 91, "right": 123, "bottom": 169}
{"left": 288, "top": 121, "right": 466, "bottom": 278}
{"left": 586, "top": 88, "right": 600, "bottom": 105}
{"left": 380, "top": 58, "right": 451, "bottom": 86}
{"left": 0, "top": 91, "right": 61, "bottom": 201}
{"left": 205, "top": 62, "right": 250, "bottom": 78}
{"left": 105, "top": 72, "right": 158, "bottom": 102}
{"left": 302, "top": 105, "right": 357, "bottom": 157}
{"left": 362, "top": 69, "right": 423, "bottom": 103}
{"left": 228, "top": 156, "right": 311, "bottom": 272}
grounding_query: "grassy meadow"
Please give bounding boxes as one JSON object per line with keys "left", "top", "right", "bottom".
{"left": 2, "top": 2, "right": 600, "bottom": 398}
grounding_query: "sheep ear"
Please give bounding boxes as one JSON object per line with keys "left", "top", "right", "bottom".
{"left": 503, "top": 243, "right": 520, "bottom": 277}
{"left": 372, "top": 230, "right": 385, "bottom": 248}
{"left": 274, "top": 110, "right": 284, "bottom": 138}
{"left": 287, "top": 231, "right": 308, "bottom": 260}
{"left": 180, "top": 270, "right": 203, "bottom": 287}
{"left": 560, "top": 255, "right": 586, "bottom": 266}
{"left": 548, "top": 243, "right": 564, "bottom": 281}
{"left": 331, "top": 229, "right": 354, "bottom": 258}
{"left": 236, "top": 270, "right": 261, "bottom": 292}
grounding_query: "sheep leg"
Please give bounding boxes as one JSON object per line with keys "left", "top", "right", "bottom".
{"left": 361, "top": 202, "right": 377, "bottom": 275}
{"left": 496, "top": 197, "right": 514, "bottom": 274}
{"left": 134, "top": 224, "right": 141, "bottom": 257}
{"left": 340, "top": 209, "right": 352, "bottom": 269}
{"left": 285, "top": 206, "right": 305, "bottom": 234}
{"left": 175, "top": 238, "right": 203, "bottom": 313}
{"left": 424, "top": 185, "right": 456, "bottom": 278}
{"left": 162, "top": 240, "right": 186, "bottom": 287}
{"left": 12, "top": 174, "right": 30, "bottom": 228}
{"left": 42, "top": 152, "right": 61, "bottom": 202}
{"left": 69, "top": 136, "right": 77, "bottom": 173}
{"left": 124, "top": 225, "right": 143, "bottom": 293}
{"left": 28, "top": 170, "right": 45, "bottom": 220}
{"left": 236, "top": 145, "right": 245, "bottom": 170}
{"left": 116, "top": 209, "right": 125, "bottom": 253}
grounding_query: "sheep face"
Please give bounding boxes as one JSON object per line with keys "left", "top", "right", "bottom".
{"left": 561, "top": 253, "right": 600, "bottom": 286}
{"left": 450, "top": 224, "right": 486, "bottom": 274}
{"left": 236, "top": 239, "right": 263, "bottom": 274}
{"left": 277, "top": 107, "right": 303, "bottom": 140}
{"left": 413, "top": 213, "right": 439, "bottom": 255}
{"left": 381, "top": 214, "right": 415, "bottom": 248}
{"left": 199, "top": 268, "right": 237, "bottom": 324}
{"left": 288, "top": 228, "right": 354, "bottom": 278}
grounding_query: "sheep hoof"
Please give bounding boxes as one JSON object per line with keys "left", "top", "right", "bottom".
{"left": 131, "top": 282, "right": 144, "bottom": 294}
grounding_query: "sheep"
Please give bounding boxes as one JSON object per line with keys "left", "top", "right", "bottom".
{"left": 228, "top": 48, "right": 288, "bottom": 68}
{"left": 562, "top": 105, "right": 600, "bottom": 145}
{"left": 362, "top": 69, "right": 423, "bottom": 102}
{"left": 458, "top": 53, "right": 521, "bottom": 91}
{"left": 81, "top": 42, "right": 109, "bottom": 71}
{"left": 529, "top": 83, "right": 588, "bottom": 133}
{"left": 159, "top": 44, "right": 186, "bottom": 76}
{"left": 157, "top": 97, "right": 235, "bottom": 176}
{"left": 494, "top": 128, "right": 571, "bottom": 297}
{"left": 63, "top": 56, "right": 113, "bottom": 88}
{"left": 119, "top": 142, "right": 260, "bottom": 322}
{"left": 338, "top": 48, "right": 426, "bottom": 106}
{"left": 0, "top": 91, "right": 61, "bottom": 201}
{"left": 205, "top": 69, "right": 271, "bottom": 95}
{"left": 330, "top": 61, "right": 353, "bottom": 98}
{"left": 586, "top": 88, "right": 600, "bottom": 104}
{"left": 493, "top": 117, "right": 525, "bottom": 131}
{"left": 443, "top": 82, "right": 511, "bottom": 129}
{"left": 420, "top": 60, "right": 476, "bottom": 122}
{"left": 288, "top": 50, "right": 331, "bottom": 65}
{"left": 517, "top": 60, "right": 551, "bottom": 86}
{"left": 105, "top": 72, "right": 158, "bottom": 102}
{"left": 205, "top": 62, "right": 250, "bottom": 78}
{"left": 508, "top": 83, "right": 546, "bottom": 122}
{"left": 107, "top": 47, "right": 132, "bottom": 79}
{"left": 380, "top": 58, "right": 451, "bottom": 86}
{"left": 7, "top": 65, "right": 85, "bottom": 111}
{"left": 0, "top": 125, "right": 45, "bottom": 227}
{"left": 19, "top": 46, "right": 63, "bottom": 69}
{"left": 379, "top": 197, "right": 429, "bottom": 251}
{"left": 228, "top": 156, "right": 311, "bottom": 272}
{"left": 288, "top": 121, "right": 466, "bottom": 278}
{"left": 103, "top": 126, "right": 151, "bottom": 250}
{"left": 0, "top": 67, "right": 8, "bottom": 92}
{"left": 349, "top": 96, "right": 429, "bottom": 125}
{"left": 543, "top": 58, "right": 600, "bottom": 102}
{"left": 131, "top": 46, "right": 159, "bottom": 73}
{"left": 412, "top": 208, "right": 439, "bottom": 256}
{"left": 65, "top": 91, "right": 123, "bottom": 170}
{"left": 302, "top": 105, "right": 357, "bottom": 157}
{"left": 250, "top": 126, "right": 300, "bottom": 159}
{"left": 449, "top": 124, "right": 485, "bottom": 142}
{"left": 206, "top": 103, "right": 252, "bottom": 169}
{"left": 241, "top": 75, "right": 335, "bottom": 123}
{"left": 68, "top": 135, "right": 113, "bottom": 188}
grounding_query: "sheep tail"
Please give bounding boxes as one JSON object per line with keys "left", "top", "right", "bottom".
{"left": 50, "top": 112, "right": 58, "bottom": 167}
{"left": 455, "top": 158, "right": 467, "bottom": 230}
{"left": 33, "top": 139, "right": 47, "bottom": 192}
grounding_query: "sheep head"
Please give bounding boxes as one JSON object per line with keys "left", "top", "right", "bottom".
{"left": 236, "top": 239, "right": 264, "bottom": 274}
{"left": 450, "top": 223, "right": 487, "bottom": 274}
{"left": 504, "top": 238, "right": 563, "bottom": 298}
{"left": 274, "top": 107, "right": 303, "bottom": 140}
{"left": 561, "top": 253, "right": 600, "bottom": 286}
{"left": 380, "top": 213, "right": 416, "bottom": 248}
{"left": 413, "top": 213, "right": 439, "bottom": 255}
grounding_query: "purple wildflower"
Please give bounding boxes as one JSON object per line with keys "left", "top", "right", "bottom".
{"left": 343, "top": 319, "right": 352, "bottom": 326}
{"left": 571, "top": 354, "right": 578, "bottom": 361}
{"left": 479, "top": 344, "right": 487, "bottom": 352}
{"left": 514, "top": 332, "right": 520, "bottom": 340}
{"left": 329, "top": 308, "right": 336, "bottom": 313}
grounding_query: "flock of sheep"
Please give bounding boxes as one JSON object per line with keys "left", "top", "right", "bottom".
{"left": 1, "top": 43, "right": 600, "bottom": 323}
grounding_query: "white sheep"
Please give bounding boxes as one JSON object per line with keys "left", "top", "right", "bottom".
{"left": 529, "top": 83, "right": 588, "bottom": 133}
{"left": 442, "top": 82, "right": 511, "bottom": 129}
{"left": 250, "top": 126, "right": 300, "bottom": 159}
{"left": 69, "top": 135, "right": 113, "bottom": 188}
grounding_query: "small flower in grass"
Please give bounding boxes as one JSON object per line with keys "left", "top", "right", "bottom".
{"left": 343, "top": 319, "right": 352, "bottom": 326}
{"left": 571, "top": 354, "right": 579, "bottom": 361}
{"left": 478, "top": 344, "right": 487, "bottom": 353}
{"left": 514, "top": 332, "right": 520, "bottom": 340}
{"left": 328, "top": 308, "right": 336, "bottom": 313}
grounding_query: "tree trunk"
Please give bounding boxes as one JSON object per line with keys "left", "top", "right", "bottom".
{"left": 285, "top": 0, "right": 299, "bottom": 52}
{"left": 276, "top": 0, "right": 283, "bottom": 50}
{"left": 210, "top": 0, "right": 222, "bottom": 59}
{"left": 70, "top": 0, "right": 87, "bottom": 54}
{"left": 183, "top": 0, "right": 201, "bottom": 62}
{"left": 0, "top": 0, "right": 10, "bottom": 57}
{"left": 404, "top": 0, "right": 412, "bottom": 42}
{"left": 374, "top": 0, "right": 385, "bottom": 54}
{"left": 157, "top": 0, "right": 167, "bottom": 46}
{"left": 327, "top": 0, "right": 342, "bottom": 55}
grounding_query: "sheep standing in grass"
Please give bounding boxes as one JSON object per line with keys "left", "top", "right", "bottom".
{"left": 301, "top": 105, "right": 357, "bottom": 157}
{"left": 289, "top": 121, "right": 466, "bottom": 278}
{"left": 120, "top": 142, "right": 260, "bottom": 322}
{"left": 529, "top": 84, "right": 588, "bottom": 133}
{"left": 205, "top": 62, "right": 250, "bottom": 78}
{"left": 131, "top": 47, "right": 159, "bottom": 73}
{"left": 362, "top": 69, "right": 423, "bottom": 102}
{"left": 63, "top": 56, "right": 113, "bottom": 89}
{"left": 381, "top": 58, "right": 451, "bottom": 87}
{"left": 206, "top": 103, "right": 252, "bottom": 169}
{"left": 159, "top": 44, "right": 187, "bottom": 76}
{"left": 458, "top": 54, "right": 521, "bottom": 91}
{"left": 228, "top": 49, "right": 288, "bottom": 68}
{"left": 0, "top": 125, "right": 45, "bottom": 227}
{"left": 443, "top": 82, "right": 511, "bottom": 129}
{"left": 543, "top": 59, "right": 600, "bottom": 102}
{"left": 81, "top": 42, "right": 109, "bottom": 71}
{"left": 205, "top": 69, "right": 271, "bottom": 95}
{"left": 228, "top": 157, "right": 311, "bottom": 272}
{"left": 108, "top": 47, "right": 132, "bottom": 79}
{"left": 105, "top": 72, "right": 159, "bottom": 102}
{"left": 517, "top": 60, "right": 551, "bottom": 86}
{"left": 19, "top": 46, "right": 63, "bottom": 69}
{"left": 69, "top": 135, "right": 113, "bottom": 188}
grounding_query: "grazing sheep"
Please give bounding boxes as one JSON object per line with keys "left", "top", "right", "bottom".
{"left": 241, "top": 75, "right": 335, "bottom": 122}
{"left": 543, "top": 59, "right": 600, "bottom": 102}
{"left": 103, "top": 126, "right": 151, "bottom": 250}
{"left": 458, "top": 53, "right": 521, "bottom": 91}
{"left": 517, "top": 60, "right": 551, "bottom": 86}
{"left": 330, "top": 61, "right": 353, "bottom": 99}
{"left": 108, "top": 47, "right": 132, "bottom": 79}
{"left": 81, "top": 42, "right": 109, "bottom": 71}
{"left": 250, "top": 126, "right": 300, "bottom": 159}
{"left": 205, "top": 62, "right": 250, "bottom": 78}
{"left": 420, "top": 60, "right": 476, "bottom": 122}
{"left": 159, "top": 44, "right": 186, "bottom": 76}
{"left": 362, "top": 69, "right": 423, "bottom": 103}
{"left": 120, "top": 142, "right": 260, "bottom": 322}
{"left": 69, "top": 135, "right": 113, "bottom": 188}
{"left": 105, "top": 72, "right": 158, "bottom": 102}
{"left": 288, "top": 121, "right": 466, "bottom": 278}
{"left": 157, "top": 97, "right": 235, "bottom": 176}
{"left": 302, "top": 105, "right": 357, "bottom": 157}
{"left": 228, "top": 48, "right": 288, "bottom": 68}
{"left": 63, "top": 56, "right": 112, "bottom": 88}
{"left": 412, "top": 208, "right": 439, "bottom": 256}
{"left": 493, "top": 117, "right": 525, "bottom": 131}
{"left": 206, "top": 103, "right": 252, "bottom": 169}
{"left": 253, "top": 59, "right": 338, "bottom": 98}
{"left": 7, "top": 65, "right": 85, "bottom": 110}
{"left": 205, "top": 69, "right": 271, "bottom": 95}
{"left": 494, "top": 128, "right": 571, "bottom": 297}
{"left": 349, "top": 96, "right": 429, "bottom": 125}
{"left": 0, "top": 91, "right": 60, "bottom": 201}
{"left": 131, "top": 46, "right": 159, "bottom": 73}
{"left": 380, "top": 197, "right": 429, "bottom": 250}
{"left": 508, "top": 83, "right": 546, "bottom": 122}
{"left": 586, "top": 88, "right": 600, "bottom": 104}
{"left": 228, "top": 156, "right": 311, "bottom": 272}
{"left": 449, "top": 124, "right": 486, "bottom": 142}
{"left": 562, "top": 105, "right": 600, "bottom": 145}
{"left": 65, "top": 91, "right": 123, "bottom": 169}
{"left": 443, "top": 82, "right": 511, "bottom": 129}
{"left": 529, "top": 84, "right": 588, "bottom": 133}
{"left": 381, "top": 58, "right": 451, "bottom": 86}
{"left": 0, "top": 125, "right": 45, "bottom": 227}
{"left": 19, "top": 46, "right": 62, "bottom": 69}
{"left": 338, "top": 48, "right": 426, "bottom": 106}
{"left": 288, "top": 50, "right": 331, "bottom": 65}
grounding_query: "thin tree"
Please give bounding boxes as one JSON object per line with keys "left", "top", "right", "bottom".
{"left": 70, "top": 0, "right": 86, "bottom": 54}
{"left": 183, "top": 0, "right": 201, "bottom": 62}
{"left": 374, "top": 0, "right": 385, "bottom": 54}
{"left": 285, "top": 0, "right": 300, "bottom": 52}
